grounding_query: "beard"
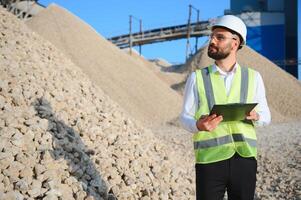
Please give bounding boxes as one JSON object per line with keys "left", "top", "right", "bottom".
{"left": 207, "top": 44, "right": 231, "bottom": 60}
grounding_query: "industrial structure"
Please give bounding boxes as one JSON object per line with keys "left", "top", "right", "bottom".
{"left": 0, "top": 0, "right": 44, "bottom": 20}
{"left": 1, "top": 0, "right": 299, "bottom": 79}
{"left": 108, "top": 5, "right": 209, "bottom": 60}
{"left": 109, "top": 0, "right": 299, "bottom": 79}
{"left": 227, "top": 0, "right": 299, "bottom": 78}
{"left": 108, "top": 21, "right": 210, "bottom": 51}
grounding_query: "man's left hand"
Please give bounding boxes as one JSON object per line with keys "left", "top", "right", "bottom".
{"left": 246, "top": 110, "right": 259, "bottom": 121}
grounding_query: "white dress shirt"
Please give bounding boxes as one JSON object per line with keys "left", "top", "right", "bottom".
{"left": 180, "top": 63, "right": 271, "bottom": 133}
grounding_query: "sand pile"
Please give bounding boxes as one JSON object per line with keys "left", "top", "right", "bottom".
{"left": 185, "top": 45, "right": 301, "bottom": 123}
{"left": 149, "top": 58, "right": 172, "bottom": 68}
{"left": 25, "top": 4, "right": 182, "bottom": 127}
{"left": 126, "top": 49, "right": 187, "bottom": 91}
{"left": 0, "top": 7, "right": 195, "bottom": 199}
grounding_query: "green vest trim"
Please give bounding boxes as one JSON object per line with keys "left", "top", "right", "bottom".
{"left": 194, "top": 65, "right": 257, "bottom": 164}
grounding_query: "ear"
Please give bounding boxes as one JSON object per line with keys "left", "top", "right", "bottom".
{"left": 231, "top": 39, "right": 240, "bottom": 51}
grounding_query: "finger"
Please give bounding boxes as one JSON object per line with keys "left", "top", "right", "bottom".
{"left": 200, "top": 114, "right": 209, "bottom": 120}
{"left": 216, "top": 115, "right": 223, "bottom": 122}
{"left": 247, "top": 110, "right": 257, "bottom": 117}
{"left": 248, "top": 109, "right": 256, "bottom": 116}
{"left": 211, "top": 117, "right": 223, "bottom": 128}
{"left": 246, "top": 114, "right": 256, "bottom": 120}
{"left": 201, "top": 115, "right": 223, "bottom": 131}
{"left": 205, "top": 114, "right": 217, "bottom": 121}
{"left": 206, "top": 116, "right": 222, "bottom": 130}
{"left": 248, "top": 113, "right": 259, "bottom": 121}
{"left": 210, "top": 115, "right": 222, "bottom": 124}
{"left": 246, "top": 113, "right": 254, "bottom": 119}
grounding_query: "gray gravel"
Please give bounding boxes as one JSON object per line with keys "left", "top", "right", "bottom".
{"left": 256, "top": 122, "right": 301, "bottom": 200}
{"left": 153, "top": 121, "right": 301, "bottom": 200}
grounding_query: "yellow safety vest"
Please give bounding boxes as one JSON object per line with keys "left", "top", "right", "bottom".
{"left": 194, "top": 65, "right": 257, "bottom": 164}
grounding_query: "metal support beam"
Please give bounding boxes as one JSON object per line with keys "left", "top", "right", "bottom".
{"left": 129, "top": 15, "right": 132, "bottom": 55}
{"left": 128, "top": 14, "right": 142, "bottom": 55}
{"left": 108, "top": 20, "right": 210, "bottom": 49}
{"left": 139, "top": 19, "right": 142, "bottom": 55}
{"left": 190, "top": 5, "right": 200, "bottom": 53}
{"left": 186, "top": 5, "right": 192, "bottom": 61}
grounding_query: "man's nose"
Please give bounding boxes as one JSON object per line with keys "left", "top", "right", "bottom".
{"left": 209, "top": 39, "right": 217, "bottom": 46}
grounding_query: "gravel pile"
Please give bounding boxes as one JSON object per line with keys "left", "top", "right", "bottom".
{"left": 256, "top": 122, "right": 301, "bottom": 200}
{"left": 127, "top": 50, "right": 187, "bottom": 90}
{"left": 25, "top": 4, "right": 182, "bottom": 126}
{"left": 1, "top": 4, "right": 300, "bottom": 200}
{"left": 154, "top": 122, "right": 301, "bottom": 200}
{"left": 0, "top": 7, "right": 194, "bottom": 200}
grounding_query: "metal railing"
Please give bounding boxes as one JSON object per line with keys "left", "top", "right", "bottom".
{"left": 108, "top": 20, "right": 211, "bottom": 49}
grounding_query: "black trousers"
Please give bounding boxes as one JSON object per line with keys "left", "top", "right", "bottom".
{"left": 195, "top": 153, "right": 257, "bottom": 200}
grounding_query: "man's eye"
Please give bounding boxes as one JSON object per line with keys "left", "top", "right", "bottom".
{"left": 216, "top": 35, "right": 225, "bottom": 40}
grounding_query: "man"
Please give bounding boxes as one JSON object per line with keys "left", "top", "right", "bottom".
{"left": 180, "top": 15, "right": 271, "bottom": 200}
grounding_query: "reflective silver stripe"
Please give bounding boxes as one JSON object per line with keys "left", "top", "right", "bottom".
{"left": 194, "top": 133, "right": 256, "bottom": 149}
{"left": 240, "top": 67, "right": 249, "bottom": 103}
{"left": 201, "top": 66, "right": 249, "bottom": 109}
{"left": 194, "top": 135, "right": 232, "bottom": 149}
{"left": 201, "top": 67, "right": 215, "bottom": 110}
{"left": 232, "top": 134, "right": 257, "bottom": 147}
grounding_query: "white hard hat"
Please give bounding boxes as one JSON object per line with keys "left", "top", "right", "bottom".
{"left": 211, "top": 15, "right": 247, "bottom": 46}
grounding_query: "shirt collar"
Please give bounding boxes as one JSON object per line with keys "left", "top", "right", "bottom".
{"left": 212, "top": 63, "right": 239, "bottom": 75}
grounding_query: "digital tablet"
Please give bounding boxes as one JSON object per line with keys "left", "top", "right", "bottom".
{"left": 210, "top": 103, "right": 258, "bottom": 122}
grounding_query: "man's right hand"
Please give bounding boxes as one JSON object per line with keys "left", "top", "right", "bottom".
{"left": 196, "top": 114, "right": 223, "bottom": 132}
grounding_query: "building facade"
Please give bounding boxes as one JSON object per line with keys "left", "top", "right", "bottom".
{"left": 226, "top": 0, "right": 298, "bottom": 79}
